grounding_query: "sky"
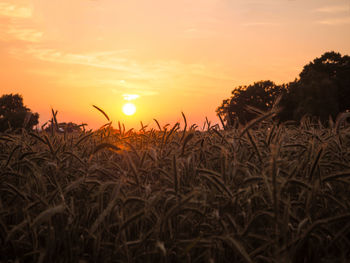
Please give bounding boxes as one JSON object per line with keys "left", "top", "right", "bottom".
{"left": 1, "top": 0, "right": 350, "bottom": 130}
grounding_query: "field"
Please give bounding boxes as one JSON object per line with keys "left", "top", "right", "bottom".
{"left": 1, "top": 113, "right": 350, "bottom": 262}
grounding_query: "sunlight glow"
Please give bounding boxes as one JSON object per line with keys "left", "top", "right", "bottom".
{"left": 122, "top": 103, "right": 136, "bottom": 116}
{"left": 1, "top": 0, "right": 349, "bottom": 129}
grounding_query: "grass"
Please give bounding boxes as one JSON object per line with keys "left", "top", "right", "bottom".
{"left": 1, "top": 111, "right": 350, "bottom": 262}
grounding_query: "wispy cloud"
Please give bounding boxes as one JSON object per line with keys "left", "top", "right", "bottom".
{"left": 123, "top": 94, "right": 140, "bottom": 101}
{"left": 21, "top": 46, "right": 230, "bottom": 82}
{"left": 138, "top": 90, "right": 159, "bottom": 96}
{"left": 24, "top": 48, "right": 147, "bottom": 76}
{"left": 0, "top": 2, "right": 43, "bottom": 43}
{"left": 241, "top": 22, "right": 279, "bottom": 27}
{"left": 6, "top": 27, "right": 43, "bottom": 42}
{"left": 112, "top": 89, "right": 159, "bottom": 97}
{"left": 9, "top": 43, "right": 232, "bottom": 101}
{"left": 313, "top": 5, "right": 350, "bottom": 14}
{"left": 317, "top": 17, "right": 350, "bottom": 25}
{"left": 182, "top": 27, "right": 216, "bottom": 38}
{"left": 0, "top": 2, "right": 32, "bottom": 18}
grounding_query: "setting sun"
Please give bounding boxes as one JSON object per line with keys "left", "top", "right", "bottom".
{"left": 122, "top": 103, "right": 136, "bottom": 116}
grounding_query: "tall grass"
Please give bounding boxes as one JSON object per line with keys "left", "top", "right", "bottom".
{"left": 1, "top": 112, "right": 350, "bottom": 262}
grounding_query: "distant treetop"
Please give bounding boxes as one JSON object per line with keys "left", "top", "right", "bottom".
{"left": 0, "top": 93, "right": 39, "bottom": 132}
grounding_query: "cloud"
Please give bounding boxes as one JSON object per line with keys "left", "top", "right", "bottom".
{"left": 5, "top": 27, "right": 43, "bottom": 42}
{"left": 24, "top": 48, "right": 146, "bottom": 75}
{"left": 123, "top": 94, "right": 140, "bottom": 101}
{"left": 21, "top": 46, "right": 229, "bottom": 81}
{"left": 182, "top": 27, "right": 216, "bottom": 38}
{"left": 111, "top": 89, "right": 158, "bottom": 97}
{"left": 241, "top": 22, "right": 279, "bottom": 27}
{"left": 313, "top": 5, "right": 350, "bottom": 14}
{"left": 317, "top": 17, "right": 350, "bottom": 25}
{"left": 138, "top": 91, "right": 159, "bottom": 96}
{"left": 0, "top": 2, "right": 43, "bottom": 43}
{"left": 0, "top": 2, "right": 32, "bottom": 18}
{"left": 10, "top": 45, "right": 232, "bottom": 99}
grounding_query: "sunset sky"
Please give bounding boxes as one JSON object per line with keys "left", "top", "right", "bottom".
{"left": 1, "top": 0, "right": 350, "bottom": 130}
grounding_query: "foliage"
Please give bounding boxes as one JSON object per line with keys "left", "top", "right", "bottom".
{"left": 217, "top": 80, "right": 284, "bottom": 124}
{"left": 1, "top": 112, "right": 350, "bottom": 262}
{"left": 218, "top": 51, "right": 350, "bottom": 125}
{"left": 283, "top": 51, "right": 350, "bottom": 122}
{"left": 0, "top": 94, "right": 39, "bottom": 132}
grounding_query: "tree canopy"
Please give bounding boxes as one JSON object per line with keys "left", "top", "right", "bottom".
{"left": 0, "top": 94, "right": 39, "bottom": 132}
{"left": 218, "top": 51, "right": 350, "bottom": 125}
{"left": 217, "top": 81, "right": 285, "bottom": 124}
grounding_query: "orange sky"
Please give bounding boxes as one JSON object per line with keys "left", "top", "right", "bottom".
{"left": 1, "top": 0, "right": 350, "bottom": 130}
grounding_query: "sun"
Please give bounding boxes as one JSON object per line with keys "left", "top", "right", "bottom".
{"left": 122, "top": 103, "right": 136, "bottom": 116}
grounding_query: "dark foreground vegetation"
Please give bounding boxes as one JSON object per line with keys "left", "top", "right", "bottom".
{"left": 1, "top": 110, "right": 350, "bottom": 262}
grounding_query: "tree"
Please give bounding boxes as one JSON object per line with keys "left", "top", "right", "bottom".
{"left": 0, "top": 94, "right": 39, "bottom": 132}
{"left": 217, "top": 80, "right": 284, "bottom": 124}
{"left": 279, "top": 51, "right": 350, "bottom": 123}
{"left": 219, "top": 51, "right": 350, "bottom": 125}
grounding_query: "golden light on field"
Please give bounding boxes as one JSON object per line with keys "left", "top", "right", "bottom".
{"left": 122, "top": 103, "right": 136, "bottom": 116}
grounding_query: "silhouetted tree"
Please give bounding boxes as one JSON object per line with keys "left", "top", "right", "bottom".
{"left": 219, "top": 51, "right": 350, "bottom": 125}
{"left": 276, "top": 80, "right": 299, "bottom": 122}
{"left": 217, "top": 80, "right": 284, "bottom": 124}
{"left": 281, "top": 51, "right": 350, "bottom": 122}
{"left": 0, "top": 94, "right": 39, "bottom": 132}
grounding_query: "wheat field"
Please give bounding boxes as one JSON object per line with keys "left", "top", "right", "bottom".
{"left": 1, "top": 112, "right": 350, "bottom": 262}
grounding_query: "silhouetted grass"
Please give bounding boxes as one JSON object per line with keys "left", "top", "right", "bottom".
{"left": 1, "top": 112, "right": 350, "bottom": 262}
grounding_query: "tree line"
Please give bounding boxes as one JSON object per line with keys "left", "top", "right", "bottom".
{"left": 217, "top": 51, "right": 350, "bottom": 125}
{"left": 0, "top": 94, "right": 82, "bottom": 133}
